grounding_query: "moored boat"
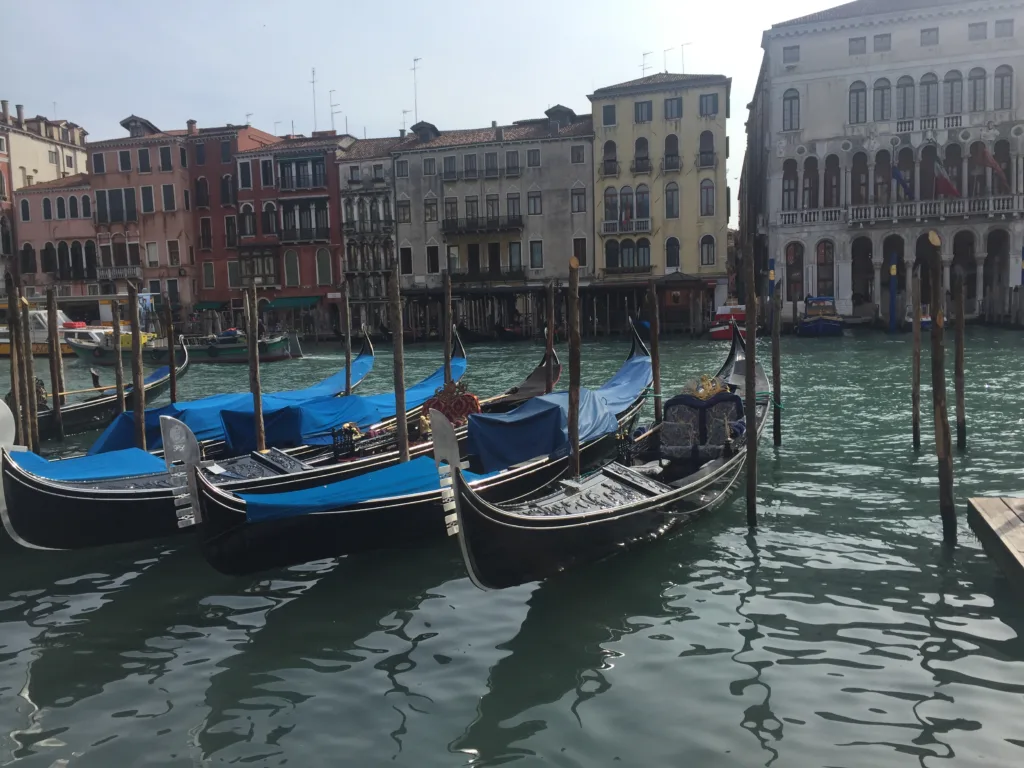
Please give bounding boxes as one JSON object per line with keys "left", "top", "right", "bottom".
{"left": 182, "top": 330, "right": 292, "bottom": 364}
{"left": 709, "top": 304, "right": 745, "bottom": 341}
{"left": 797, "top": 297, "right": 845, "bottom": 337}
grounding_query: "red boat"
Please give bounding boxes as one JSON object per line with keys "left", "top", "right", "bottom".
{"left": 709, "top": 305, "right": 745, "bottom": 340}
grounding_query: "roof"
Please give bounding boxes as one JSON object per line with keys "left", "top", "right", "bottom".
{"left": 774, "top": 0, "right": 967, "bottom": 27}
{"left": 393, "top": 115, "right": 593, "bottom": 152}
{"left": 236, "top": 134, "right": 344, "bottom": 157}
{"left": 17, "top": 173, "right": 90, "bottom": 192}
{"left": 589, "top": 72, "right": 730, "bottom": 100}
{"left": 340, "top": 137, "right": 404, "bottom": 160}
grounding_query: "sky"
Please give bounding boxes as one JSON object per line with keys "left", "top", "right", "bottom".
{"left": 2, "top": 0, "right": 844, "bottom": 227}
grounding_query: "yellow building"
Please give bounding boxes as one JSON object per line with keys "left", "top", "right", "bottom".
{"left": 589, "top": 73, "right": 731, "bottom": 307}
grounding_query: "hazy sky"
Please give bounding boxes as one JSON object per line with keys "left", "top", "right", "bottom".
{"left": 3, "top": 0, "right": 842, "bottom": 225}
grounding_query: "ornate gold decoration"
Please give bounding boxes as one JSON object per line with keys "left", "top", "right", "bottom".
{"left": 340, "top": 422, "right": 362, "bottom": 439}
{"left": 685, "top": 374, "right": 726, "bottom": 401}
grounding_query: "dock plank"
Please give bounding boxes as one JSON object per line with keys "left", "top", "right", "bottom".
{"left": 968, "top": 497, "right": 1024, "bottom": 591}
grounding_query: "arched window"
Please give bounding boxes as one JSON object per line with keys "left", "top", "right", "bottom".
{"left": 43, "top": 198, "right": 52, "bottom": 220}
{"left": 56, "top": 197, "right": 66, "bottom": 219}
{"left": 816, "top": 240, "right": 835, "bottom": 296}
{"left": 783, "top": 89, "right": 800, "bottom": 131}
{"left": 996, "top": 65, "right": 1013, "bottom": 110}
{"left": 635, "top": 184, "right": 650, "bottom": 219}
{"left": 634, "top": 137, "right": 650, "bottom": 172}
{"left": 81, "top": 195, "right": 91, "bottom": 218}
{"left": 195, "top": 177, "right": 209, "bottom": 207}
{"left": 220, "top": 174, "right": 234, "bottom": 205}
{"left": 620, "top": 186, "right": 634, "bottom": 223}
{"left": 316, "top": 247, "right": 332, "bottom": 285}
{"left": 604, "top": 187, "right": 618, "bottom": 222}
{"left": 969, "top": 68, "right": 987, "bottom": 112}
{"left": 68, "top": 195, "right": 79, "bottom": 218}
{"left": 666, "top": 237, "right": 680, "bottom": 268}
{"left": 849, "top": 81, "right": 867, "bottom": 124}
{"left": 782, "top": 159, "right": 798, "bottom": 211}
{"left": 944, "top": 71, "right": 963, "bottom": 114}
{"left": 896, "top": 76, "right": 914, "bottom": 119}
{"left": 637, "top": 238, "right": 650, "bottom": 267}
{"left": 57, "top": 241, "right": 70, "bottom": 277}
{"left": 357, "top": 198, "right": 367, "bottom": 221}
{"left": 42, "top": 242, "right": 56, "bottom": 273}
{"left": 605, "top": 240, "right": 620, "bottom": 269}
{"left": 20, "top": 244, "right": 36, "bottom": 275}
{"left": 85, "top": 240, "right": 97, "bottom": 280}
{"left": 239, "top": 203, "right": 254, "bottom": 236}
{"left": 664, "top": 134, "right": 679, "bottom": 169}
{"left": 698, "top": 131, "right": 714, "bottom": 167}
{"left": 634, "top": 136, "right": 648, "bottom": 159}
{"left": 700, "top": 179, "right": 715, "bottom": 216}
{"left": 383, "top": 197, "right": 392, "bottom": 221}
{"left": 20, "top": 199, "right": 30, "bottom": 222}
{"left": 284, "top": 249, "right": 300, "bottom": 287}
{"left": 920, "top": 73, "right": 939, "bottom": 116}
{"left": 786, "top": 242, "right": 804, "bottom": 303}
{"left": 873, "top": 79, "right": 891, "bottom": 121}
{"left": 0, "top": 216, "right": 9, "bottom": 257}
{"left": 620, "top": 239, "right": 636, "bottom": 268}
{"left": 344, "top": 198, "right": 354, "bottom": 221}
{"left": 262, "top": 202, "right": 277, "bottom": 234}
{"left": 0, "top": 172, "right": 5, "bottom": 198}
{"left": 603, "top": 140, "right": 617, "bottom": 174}
{"left": 665, "top": 182, "right": 679, "bottom": 218}
{"left": 700, "top": 235, "right": 715, "bottom": 266}
{"left": 851, "top": 152, "right": 869, "bottom": 204}
{"left": 70, "top": 241, "right": 84, "bottom": 279}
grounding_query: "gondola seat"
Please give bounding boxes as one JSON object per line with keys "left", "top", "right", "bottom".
{"left": 422, "top": 380, "right": 481, "bottom": 427}
{"left": 661, "top": 377, "right": 744, "bottom": 463}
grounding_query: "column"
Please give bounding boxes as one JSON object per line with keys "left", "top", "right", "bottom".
{"left": 873, "top": 260, "right": 883, "bottom": 317}
{"left": 961, "top": 156, "right": 969, "bottom": 196}
{"left": 913, "top": 162, "right": 921, "bottom": 204}
{"left": 836, "top": 250, "right": 853, "bottom": 316}
{"left": 975, "top": 253, "right": 986, "bottom": 316}
{"left": 986, "top": 166, "right": 993, "bottom": 198}
{"left": 818, "top": 170, "right": 826, "bottom": 210}
{"left": 798, "top": 166, "right": 805, "bottom": 209}
{"left": 942, "top": 252, "right": 953, "bottom": 312}
{"left": 843, "top": 167, "right": 851, "bottom": 207}
{"left": 868, "top": 164, "right": 876, "bottom": 205}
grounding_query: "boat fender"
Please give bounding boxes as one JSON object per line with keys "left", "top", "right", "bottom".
{"left": 92, "top": 347, "right": 103, "bottom": 359}
{"left": 206, "top": 344, "right": 219, "bottom": 358}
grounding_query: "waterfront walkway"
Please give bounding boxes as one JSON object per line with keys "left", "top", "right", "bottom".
{"left": 968, "top": 496, "right": 1024, "bottom": 589}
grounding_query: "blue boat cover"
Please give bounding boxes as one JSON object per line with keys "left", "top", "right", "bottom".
{"left": 9, "top": 447, "right": 166, "bottom": 481}
{"left": 241, "top": 455, "right": 495, "bottom": 522}
{"left": 591, "top": 355, "right": 653, "bottom": 415}
{"left": 221, "top": 357, "right": 467, "bottom": 456}
{"left": 89, "top": 351, "right": 375, "bottom": 455}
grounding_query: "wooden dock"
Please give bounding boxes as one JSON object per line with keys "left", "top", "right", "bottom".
{"left": 967, "top": 497, "right": 1024, "bottom": 587}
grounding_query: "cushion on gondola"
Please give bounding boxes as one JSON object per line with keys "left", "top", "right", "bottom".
{"left": 8, "top": 447, "right": 166, "bottom": 482}
{"left": 662, "top": 389, "right": 744, "bottom": 460}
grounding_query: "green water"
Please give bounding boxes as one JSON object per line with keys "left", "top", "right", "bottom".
{"left": 1, "top": 331, "right": 1024, "bottom": 767}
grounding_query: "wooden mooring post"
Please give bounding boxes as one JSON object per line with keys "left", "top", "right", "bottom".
{"left": 245, "top": 285, "right": 266, "bottom": 451}
{"left": 927, "top": 233, "right": 956, "bottom": 544}
{"left": 568, "top": 258, "right": 581, "bottom": 478}
{"left": 772, "top": 279, "right": 782, "bottom": 447}
{"left": 163, "top": 295, "right": 177, "bottom": 403}
{"left": 954, "top": 269, "right": 967, "bottom": 451}
{"left": 911, "top": 266, "right": 922, "bottom": 451}
{"left": 341, "top": 279, "right": 352, "bottom": 395}
{"left": 45, "top": 288, "right": 64, "bottom": 441}
{"left": 5, "top": 274, "right": 25, "bottom": 447}
{"left": 545, "top": 282, "right": 555, "bottom": 394}
{"left": 110, "top": 299, "right": 126, "bottom": 415}
{"left": 647, "top": 279, "right": 663, "bottom": 424}
{"left": 126, "top": 282, "right": 146, "bottom": 450}
{"left": 443, "top": 269, "right": 453, "bottom": 385}
{"left": 20, "top": 291, "right": 40, "bottom": 452}
{"left": 745, "top": 252, "right": 758, "bottom": 527}
{"left": 390, "top": 264, "right": 409, "bottom": 462}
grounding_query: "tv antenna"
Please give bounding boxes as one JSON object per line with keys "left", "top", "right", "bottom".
{"left": 681, "top": 42, "right": 694, "bottom": 73}
{"left": 402, "top": 109, "right": 412, "bottom": 131}
{"left": 412, "top": 58, "right": 422, "bottom": 123}
{"left": 640, "top": 52, "right": 652, "bottom": 77}
{"left": 329, "top": 90, "right": 342, "bottom": 132}
{"left": 663, "top": 47, "right": 675, "bottom": 72}
{"left": 310, "top": 67, "right": 318, "bottom": 130}
{"left": 245, "top": 112, "right": 253, "bottom": 126}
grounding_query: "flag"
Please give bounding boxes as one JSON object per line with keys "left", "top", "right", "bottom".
{"left": 981, "top": 146, "right": 1010, "bottom": 193}
{"left": 934, "top": 161, "right": 960, "bottom": 198}
{"left": 892, "top": 164, "right": 913, "bottom": 200}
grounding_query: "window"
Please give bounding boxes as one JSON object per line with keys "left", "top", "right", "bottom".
{"left": 463, "top": 154, "right": 478, "bottom": 178}
{"left": 873, "top": 79, "right": 891, "bottom": 121}
{"left": 666, "top": 237, "right": 680, "bottom": 268}
{"left": 20, "top": 199, "right": 29, "bottom": 221}
{"left": 220, "top": 175, "right": 234, "bottom": 206}
{"left": 284, "top": 250, "right": 299, "bottom": 286}
{"left": 945, "top": 71, "right": 964, "bottom": 114}
{"left": 184, "top": 189, "right": 191, "bottom": 211}
{"left": 921, "top": 28, "right": 939, "bottom": 46}
{"left": 849, "top": 81, "right": 867, "bottom": 124}
{"left": 180, "top": 147, "right": 188, "bottom": 168}
{"left": 635, "top": 184, "right": 650, "bottom": 218}
{"left": 200, "top": 217, "right": 212, "bottom": 249}
{"left": 65, "top": 155, "right": 74, "bottom": 169}
{"left": 896, "top": 76, "right": 915, "bottom": 119}
{"left": 0, "top": 137, "right": 4, "bottom": 151}
{"left": 118, "top": 150, "right": 132, "bottom": 171}
{"left": 444, "top": 197, "right": 458, "bottom": 220}
{"left": 443, "top": 156, "right": 457, "bottom": 179}
{"left": 573, "top": 237, "right": 587, "bottom": 267}
{"left": 874, "top": 33, "right": 891, "bottom": 52}
{"left": 783, "top": 45, "right": 800, "bottom": 63}
{"left": 396, "top": 159, "right": 409, "bottom": 177}
{"left": 162, "top": 184, "right": 176, "bottom": 211}
{"left": 96, "top": 190, "right": 108, "bottom": 222}
{"left": 816, "top": 240, "right": 835, "bottom": 295}
{"left": 92, "top": 153, "right": 105, "bottom": 173}
{"left": 620, "top": 239, "right": 635, "bottom": 267}
{"left": 996, "top": 66, "right": 1014, "bottom": 110}
{"left": 605, "top": 240, "right": 619, "bottom": 269}
{"left": 69, "top": 196, "right": 78, "bottom": 218}
{"left": 529, "top": 240, "right": 543, "bottom": 269}
{"left": 203, "top": 262, "right": 215, "bottom": 288}
{"left": 423, "top": 157, "right": 436, "bottom": 175}
{"left": 527, "top": 149, "right": 541, "bottom": 167}
{"left": 148, "top": 279, "right": 161, "bottom": 297}
{"left": 137, "top": 148, "right": 151, "bottom": 173}
{"left": 372, "top": 164, "right": 384, "bottom": 180}
{"left": 700, "top": 179, "right": 715, "bottom": 216}
{"left": 167, "top": 241, "right": 180, "bottom": 266}
{"left": 316, "top": 248, "right": 332, "bottom": 285}
{"left": 397, "top": 200, "right": 411, "bottom": 223}
{"left": 507, "top": 193, "right": 520, "bottom": 217}
{"left": 159, "top": 146, "right": 172, "bottom": 171}
{"left": 527, "top": 191, "right": 542, "bottom": 215}
{"left": 424, "top": 198, "right": 437, "bottom": 221}
{"left": 239, "top": 161, "right": 252, "bottom": 189}
{"left": 969, "top": 22, "right": 987, "bottom": 41}
{"left": 239, "top": 204, "right": 255, "bottom": 236}
{"left": 48, "top": 150, "right": 58, "bottom": 164}
{"left": 146, "top": 242, "right": 159, "bottom": 267}
{"left": 43, "top": 198, "right": 52, "bottom": 220}
{"left": 262, "top": 203, "right": 277, "bottom": 234}
{"left": 996, "top": 19, "right": 1014, "bottom": 38}
{"left": 571, "top": 145, "right": 585, "bottom": 164}
{"left": 56, "top": 197, "right": 66, "bottom": 219}
{"left": 261, "top": 159, "right": 274, "bottom": 187}
{"left": 571, "top": 187, "right": 586, "bottom": 213}
{"left": 699, "top": 235, "right": 715, "bottom": 266}
{"left": 400, "top": 246, "right": 413, "bottom": 275}
{"left": 969, "top": 68, "right": 987, "bottom": 111}
{"left": 196, "top": 143, "right": 206, "bottom": 165}
{"left": 427, "top": 245, "right": 440, "bottom": 274}
{"left": 505, "top": 150, "right": 520, "bottom": 174}
{"left": 849, "top": 37, "right": 866, "bottom": 55}
{"left": 220, "top": 140, "right": 231, "bottom": 163}
{"left": 188, "top": 245, "right": 195, "bottom": 265}
{"left": 486, "top": 194, "right": 499, "bottom": 219}
{"left": 602, "top": 104, "right": 616, "bottom": 126}
{"left": 665, "top": 182, "right": 679, "bottom": 218}
{"left": 920, "top": 74, "right": 939, "bottom": 116}
{"left": 141, "top": 186, "right": 155, "bottom": 213}
{"left": 227, "top": 260, "right": 240, "bottom": 288}
{"left": 665, "top": 97, "right": 682, "bottom": 119}
{"left": 223, "top": 215, "right": 237, "bottom": 248}
{"left": 465, "top": 196, "right": 479, "bottom": 220}
{"left": 699, "top": 93, "right": 719, "bottom": 116}
{"left": 634, "top": 100, "right": 653, "bottom": 123}
{"left": 782, "top": 89, "right": 800, "bottom": 131}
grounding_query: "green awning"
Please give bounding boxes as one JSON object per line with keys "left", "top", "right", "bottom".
{"left": 266, "top": 296, "right": 321, "bottom": 309}
{"left": 194, "top": 301, "right": 227, "bottom": 311}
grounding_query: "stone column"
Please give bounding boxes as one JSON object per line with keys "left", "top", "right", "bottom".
{"left": 818, "top": 171, "right": 826, "bottom": 210}
{"left": 986, "top": 166, "right": 993, "bottom": 198}
{"left": 975, "top": 253, "right": 987, "bottom": 316}
{"left": 836, "top": 253, "right": 853, "bottom": 316}
{"left": 843, "top": 167, "right": 851, "bottom": 207}
{"left": 868, "top": 164, "right": 876, "bottom": 204}
{"left": 873, "top": 260, "right": 883, "bottom": 318}
{"left": 798, "top": 167, "right": 805, "bottom": 209}
{"left": 962, "top": 156, "right": 969, "bottom": 196}
{"left": 913, "top": 161, "right": 921, "bottom": 202}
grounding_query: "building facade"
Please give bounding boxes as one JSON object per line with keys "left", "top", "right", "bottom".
{"left": 742, "top": 0, "right": 1024, "bottom": 323}
{"left": 588, "top": 73, "right": 732, "bottom": 310}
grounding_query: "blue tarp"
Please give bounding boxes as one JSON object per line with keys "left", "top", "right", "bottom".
{"left": 221, "top": 357, "right": 467, "bottom": 456}
{"left": 591, "top": 355, "right": 653, "bottom": 415}
{"left": 241, "top": 455, "right": 494, "bottom": 523}
{"left": 9, "top": 447, "right": 166, "bottom": 481}
{"left": 89, "top": 351, "right": 375, "bottom": 454}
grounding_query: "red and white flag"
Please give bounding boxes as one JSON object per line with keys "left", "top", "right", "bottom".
{"left": 981, "top": 147, "right": 1011, "bottom": 193}
{"left": 934, "top": 161, "right": 961, "bottom": 198}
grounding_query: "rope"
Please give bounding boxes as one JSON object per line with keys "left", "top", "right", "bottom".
{"left": 756, "top": 391, "right": 784, "bottom": 410}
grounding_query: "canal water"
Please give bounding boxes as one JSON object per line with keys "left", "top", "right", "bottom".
{"left": 1, "top": 330, "right": 1024, "bottom": 767}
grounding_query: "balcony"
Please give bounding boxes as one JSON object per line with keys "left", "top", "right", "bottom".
{"left": 504, "top": 165, "right": 521, "bottom": 178}
{"left": 605, "top": 264, "right": 653, "bottom": 276}
{"left": 97, "top": 265, "right": 143, "bottom": 281}
{"left": 281, "top": 226, "right": 331, "bottom": 242}
{"left": 944, "top": 115, "right": 963, "bottom": 128}
{"left": 450, "top": 266, "right": 527, "bottom": 283}
{"left": 441, "top": 169, "right": 458, "bottom": 181}
{"left": 601, "top": 218, "right": 652, "bottom": 235}
{"left": 343, "top": 219, "right": 396, "bottom": 236}
{"left": 777, "top": 207, "right": 845, "bottom": 226}
{"left": 280, "top": 176, "right": 328, "bottom": 191}
{"left": 630, "top": 157, "right": 652, "bottom": 174}
{"left": 920, "top": 117, "right": 938, "bottom": 130}
{"left": 697, "top": 151, "right": 717, "bottom": 169}
{"left": 463, "top": 168, "right": 479, "bottom": 180}
{"left": 484, "top": 166, "right": 500, "bottom": 179}
{"left": 662, "top": 155, "right": 681, "bottom": 173}
{"left": 440, "top": 216, "right": 524, "bottom": 235}
{"left": 600, "top": 160, "right": 620, "bottom": 178}
{"left": 775, "top": 195, "right": 1024, "bottom": 228}
{"left": 896, "top": 119, "right": 915, "bottom": 133}
{"left": 345, "top": 176, "right": 364, "bottom": 186}
{"left": 370, "top": 173, "right": 388, "bottom": 185}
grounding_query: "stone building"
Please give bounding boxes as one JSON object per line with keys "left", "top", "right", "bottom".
{"left": 741, "top": 0, "right": 1024, "bottom": 324}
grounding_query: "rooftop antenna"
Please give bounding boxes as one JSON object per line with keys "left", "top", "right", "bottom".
{"left": 291, "top": 120, "right": 295, "bottom": 135}
{"left": 329, "top": 90, "right": 342, "bottom": 133}
{"left": 402, "top": 109, "right": 411, "bottom": 131}
{"left": 412, "top": 57, "right": 422, "bottom": 123}
{"left": 53, "top": 101, "right": 57, "bottom": 119}
{"left": 663, "top": 47, "right": 675, "bottom": 73}
{"left": 363, "top": 126, "right": 367, "bottom": 139}
{"left": 310, "top": 67, "right": 318, "bottom": 131}
{"left": 245, "top": 112, "right": 253, "bottom": 126}
{"left": 640, "top": 52, "right": 652, "bottom": 78}
{"left": 345, "top": 115, "right": 349, "bottom": 134}
{"left": 681, "top": 42, "right": 694, "bottom": 73}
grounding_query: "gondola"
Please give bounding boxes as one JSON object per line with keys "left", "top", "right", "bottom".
{"left": 188, "top": 323, "right": 652, "bottom": 575}
{"left": 36, "top": 340, "right": 191, "bottom": 442}
{"left": 0, "top": 337, "right": 548, "bottom": 552}
{"left": 439, "top": 323, "right": 770, "bottom": 590}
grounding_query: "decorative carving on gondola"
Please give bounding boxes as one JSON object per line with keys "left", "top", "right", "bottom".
{"left": 423, "top": 380, "right": 480, "bottom": 427}
{"left": 684, "top": 374, "right": 726, "bottom": 401}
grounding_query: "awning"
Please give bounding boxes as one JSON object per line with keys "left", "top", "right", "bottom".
{"left": 194, "top": 301, "right": 227, "bottom": 311}
{"left": 266, "top": 296, "right": 321, "bottom": 309}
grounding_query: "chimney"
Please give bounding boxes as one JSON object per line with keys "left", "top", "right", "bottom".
{"left": 1, "top": 101, "right": 7, "bottom": 125}
{"left": 496, "top": 126, "right": 504, "bottom": 141}
{"left": 549, "top": 119, "right": 559, "bottom": 135}
{"left": 187, "top": 119, "right": 198, "bottom": 136}
{"left": 15, "top": 104, "right": 24, "bottom": 128}
{"left": 399, "top": 128, "right": 406, "bottom": 138}
{"left": 491, "top": 120, "right": 497, "bottom": 127}
{"left": 312, "top": 129, "right": 337, "bottom": 138}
